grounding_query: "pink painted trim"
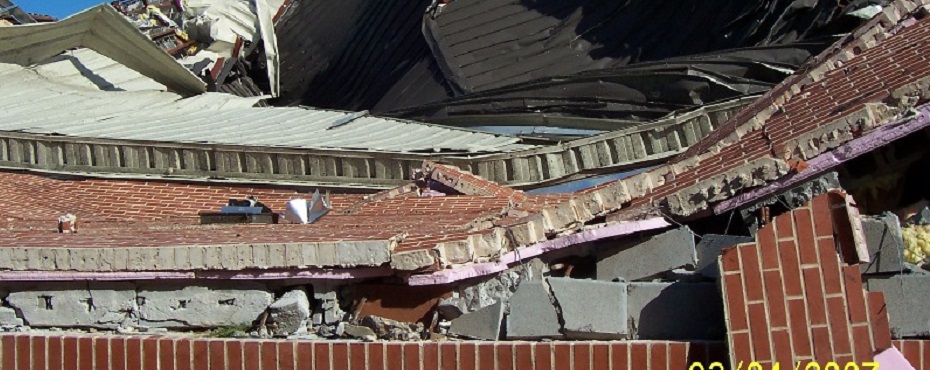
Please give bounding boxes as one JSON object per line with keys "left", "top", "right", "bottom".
{"left": 713, "top": 105, "right": 930, "bottom": 214}
{"left": 0, "top": 267, "right": 394, "bottom": 281}
{"left": 406, "top": 217, "right": 672, "bottom": 285}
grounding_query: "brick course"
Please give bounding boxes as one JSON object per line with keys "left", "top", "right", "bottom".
{"left": 0, "top": 334, "right": 726, "bottom": 370}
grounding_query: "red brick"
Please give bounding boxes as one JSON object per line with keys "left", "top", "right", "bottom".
{"left": 843, "top": 265, "right": 868, "bottom": 324}
{"left": 611, "top": 343, "right": 629, "bottom": 370}
{"left": 811, "top": 326, "right": 832, "bottom": 362}
{"left": 775, "top": 210, "right": 796, "bottom": 239}
{"left": 922, "top": 341, "right": 930, "bottom": 370}
{"left": 422, "top": 343, "right": 439, "bottom": 370}
{"left": 826, "top": 296, "right": 853, "bottom": 356}
{"left": 208, "top": 340, "right": 226, "bottom": 370}
{"left": 109, "top": 337, "right": 125, "bottom": 370}
{"left": 748, "top": 302, "right": 773, "bottom": 361}
{"left": 867, "top": 291, "right": 892, "bottom": 351}
{"left": 758, "top": 225, "right": 780, "bottom": 270}
{"left": 812, "top": 196, "right": 834, "bottom": 238}
{"left": 802, "top": 267, "right": 827, "bottom": 325}
{"left": 278, "top": 341, "right": 296, "bottom": 370}
{"left": 78, "top": 337, "right": 93, "bottom": 370}
{"left": 763, "top": 269, "right": 788, "bottom": 328}
{"left": 333, "top": 343, "right": 350, "bottom": 370}
{"left": 771, "top": 329, "right": 793, "bottom": 367}
{"left": 47, "top": 336, "right": 63, "bottom": 370}
{"left": 817, "top": 238, "right": 844, "bottom": 294}
{"left": 723, "top": 273, "right": 749, "bottom": 331}
{"left": 459, "top": 343, "right": 476, "bottom": 370}
{"left": 31, "top": 336, "right": 46, "bottom": 370}
{"left": 403, "top": 343, "right": 420, "bottom": 370}
{"left": 593, "top": 344, "right": 611, "bottom": 370}
{"left": 778, "top": 240, "right": 804, "bottom": 297}
{"left": 787, "top": 299, "right": 813, "bottom": 357}
{"left": 851, "top": 325, "right": 874, "bottom": 364}
{"left": 553, "top": 343, "right": 572, "bottom": 370}
{"left": 227, "top": 341, "right": 243, "bottom": 370}
{"left": 15, "top": 336, "right": 30, "bottom": 370}
{"left": 631, "top": 343, "right": 648, "bottom": 370}
{"left": 496, "top": 343, "right": 514, "bottom": 370}
{"left": 720, "top": 247, "right": 741, "bottom": 273}
{"left": 347, "top": 343, "right": 365, "bottom": 370}
{"left": 740, "top": 246, "right": 765, "bottom": 302}
{"left": 296, "top": 343, "right": 313, "bottom": 370}
{"left": 1, "top": 336, "right": 14, "bottom": 370}
{"left": 439, "top": 343, "right": 457, "bottom": 370}
{"left": 175, "top": 339, "right": 191, "bottom": 370}
{"left": 572, "top": 343, "right": 591, "bottom": 370}
{"left": 153, "top": 338, "right": 173, "bottom": 370}
{"left": 650, "top": 343, "right": 667, "bottom": 370}
{"left": 903, "top": 341, "right": 921, "bottom": 368}
{"left": 385, "top": 343, "right": 404, "bottom": 370}
{"left": 316, "top": 342, "right": 333, "bottom": 370}
{"left": 732, "top": 332, "right": 753, "bottom": 363}
{"left": 192, "top": 340, "right": 209, "bottom": 370}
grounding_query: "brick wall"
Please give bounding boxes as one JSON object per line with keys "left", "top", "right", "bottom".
{"left": 894, "top": 340, "right": 930, "bottom": 370}
{"left": 0, "top": 334, "right": 726, "bottom": 370}
{"left": 719, "top": 193, "right": 892, "bottom": 367}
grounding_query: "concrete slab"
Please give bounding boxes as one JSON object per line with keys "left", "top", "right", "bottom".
{"left": 695, "top": 234, "right": 754, "bottom": 278}
{"left": 861, "top": 213, "right": 906, "bottom": 274}
{"left": 448, "top": 300, "right": 504, "bottom": 340}
{"left": 137, "top": 282, "right": 272, "bottom": 328}
{"left": 505, "top": 281, "right": 562, "bottom": 339}
{"left": 866, "top": 275, "right": 930, "bottom": 337}
{"left": 547, "top": 278, "right": 627, "bottom": 339}
{"left": 6, "top": 282, "right": 136, "bottom": 328}
{"left": 626, "top": 282, "right": 726, "bottom": 340}
{"left": 596, "top": 227, "right": 696, "bottom": 281}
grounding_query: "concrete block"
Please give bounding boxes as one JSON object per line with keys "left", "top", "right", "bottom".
{"left": 436, "top": 240, "right": 474, "bottom": 265}
{"left": 448, "top": 300, "right": 504, "bottom": 340}
{"left": 861, "top": 214, "right": 906, "bottom": 274}
{"left": 596, "top": 227, "right": 697, "bottom": 281}
{"left": 138, "top": 282, "right": 272, "bottom": 328}
{"left": 547, "top": 278, "right": 627, "bottom": 339}
{"left": 626, "top": 282, "right": 726, "bottom": 340}
{"left": 390, "top": 249, "right": 436, "bottom": 271}
{"left": 505, "top": 281, "right": 562, "bottom": 339}
{"left": 695, "top": 234, "right": 754, "bottom": 278}
{"left": 335, "top": 241, "right": 392, "bottom": 267}
{"left": 0, "top": 307, "right": 23, "bottom": 326}
{"left": 268, "top": 289, "right": 310, "bottom": 336}
{"left": 866, "top": 275, "right": 930, "bottom": 337}
{"left": 6, "top": 282, "right": 136, "bottom": 328}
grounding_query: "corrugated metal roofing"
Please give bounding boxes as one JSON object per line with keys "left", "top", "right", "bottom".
{"left": 31, "top": 49, "right": 167, "bottom": 92}
{"left": 0, "top": 63, "right": 530, "bottom": 153}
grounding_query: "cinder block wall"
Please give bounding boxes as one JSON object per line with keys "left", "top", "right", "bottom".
{"left": 0, "top": 334, "right": 726, "bottom": 370}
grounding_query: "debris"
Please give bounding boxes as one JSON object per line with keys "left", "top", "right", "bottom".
{"left": 358, "top": 315, "right": 423, "bottom": 341}
{"left": 283, "top": 190, "right": 331, "bottom": 224}
{"left": 312, "top": 284, "right": 344, "bottom": 326}
{"left": 596, "top": 227, "right": 697, "bottom": 281}
{"left": 547, "top": 278, "right": 627, "bottom": 339}
{"left": 137, "top": 283, "right": 272, "bottom": 328}
{"left": 267, "top": 289, "right": 310, "bottom": 336}
{"left": 343, "top": 324, "right": 377, "bottom": 341}
{"left": 0, "top": 307, "right": 23, "bottom": 327}
{"left": 57, "top": 213, "right": 77, "bottom": 233}
{"left": 436, "top": 297, "right": 466, "bottom": 320}
{"left": 448, "top": 300, "right": 504, "bottom": 340}
{"left": 504, "top": 281, "right": 562, "bottom": 339}
{"left": 6, "top": 282, "right": 136, "bottom": 328}
{"left": 695, "top": 234, "right": 754, "bottom": 278}
{"left": 626, "top": 282, "right": 725, "bottom": 340}
{"left": 861, "top": 213, "right": 907, "bottom": 274}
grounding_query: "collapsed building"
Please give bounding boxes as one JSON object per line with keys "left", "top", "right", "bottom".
{"left": 2, "top": 0, "right": 930, "bottom": 369}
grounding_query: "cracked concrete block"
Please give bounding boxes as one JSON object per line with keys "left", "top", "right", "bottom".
{"left": 6, "top": 282, "right": 137, "bottom": 328}
{"left": 547, "top": 278, "right": 627, "bottom": 339}
{"left": 541, "top": 202, "right": 578, "bottom": 232}
{"left": 335, "top": 241, "right": 392, "bottom": 267}
{"left": 861, "top": 214, "right": 906, "bottom": 275}
{"left": 508, "top": 219, "right": 546, "bottom": 248}
{"left": 0, "top": 307, "right": 23, "bottom": 326}
{"left": 695, "top": 234, "right": 754, "bottom": 278}
{"left": 597, "top": 227, "right": 697, "bottom": 281}
{"left": 449, "top": 300, "right": 504, "bottom": 340}
{"left": 866, "top": 276, "right": 930, "bottom": 337}
{"left": 505, "top": 281, "right": 562, "bottom": 339}
{"left": 138, "top": 282, "right": 271, "bottom": 328}
{"left": 474, "top": 228, "right": 507, "bottom": 260}
{"left": 460, "top": 268, "right": 526, "bottom": 313}
{"left": 436, "top": 240, "right": 474, "bottom": 265}
{"left": 268, "top": 289, "right": 310, "bottom": 336}
{"left": 666, "top": 158, "right": 789, "bottom": 216}
{"left": 627, "top": 282, "right": 726, "bottom": 340}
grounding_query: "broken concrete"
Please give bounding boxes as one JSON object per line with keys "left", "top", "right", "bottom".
{"left": 505, "top": 281, "right": 562, "bottom": 339}
{"left": 448, "top": 300, "right": 504, "bottom": 340}
{"left": 358, "top": 315, "right": 423, "bottom": 341}
{"left": 312, "top": 283, "right": 345, "bottom": 326}
{"left": 695, "top": 234, "right": 754, "bottom": 278}
{"left": 6, "top": 282, "right": 136, "bottom": 328}
{"left": 666, "top": 157, "right": 790, "bottom": 216}
{"left": 343, "top": 324, "right": 377, "bottom": 341}
{"left": 866, "top": 275, "right": 930, "bottom": 337}
{"left": 0, "top": 307, "right": 23, "bottom": 327}
{"left": 596, "top": 227, "right": 697, "bottom": 281}
{"left": 137, "top": 283, "right": 272, "bottom": 328}
{"left": 458, "top": 267, "right": 526, "bottom": 313}
{"left": 547, "top": 278, "right": 627, "bottom": 339}
{"left": 267, "top": 289, "right": 310, "bottom": 336}
{"left": 861, "top": 213, "right": 907, "bottom": 274}
{"left": 626, "top": 282, "right": 726, "bottom": 340}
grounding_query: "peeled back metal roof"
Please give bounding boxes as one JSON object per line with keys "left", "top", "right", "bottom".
{"left": 0, "top": 63, "right": 531, "bottom": 153}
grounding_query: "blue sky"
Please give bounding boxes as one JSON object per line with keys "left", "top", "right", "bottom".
{"left": 14, "top": 0, "right": 107, "bottom": 19}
